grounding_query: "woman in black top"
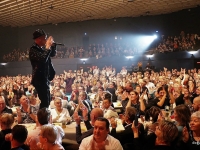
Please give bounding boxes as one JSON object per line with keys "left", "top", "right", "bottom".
{"left": 146, "top": 86, "right": 175, "bottom": 110}
{"left": 132, "top": 120, "right": 178, "bottom": 150}
{"left": 180, "top": 111, "right": 200, "bottom": 150}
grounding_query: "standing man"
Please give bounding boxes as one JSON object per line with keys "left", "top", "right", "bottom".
{"left": 29, "top": 29, "right": 57, "bottom": 109}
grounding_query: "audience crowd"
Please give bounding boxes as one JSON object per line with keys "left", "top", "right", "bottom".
{"left": 3, "top": 31, "right": 200, "bottom": 62}
{"left": 0, "top": 63, "right": 200, "bottom": 150}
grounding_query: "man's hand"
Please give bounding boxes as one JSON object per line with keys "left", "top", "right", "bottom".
{"left": 45, "top": 36, "right": 54, "bottom": 49}
{"left": 82, "top": 106, "right": 89, "bottom": 121}
{"left": 110, "top": 117, "right": 117, "bottom": 128}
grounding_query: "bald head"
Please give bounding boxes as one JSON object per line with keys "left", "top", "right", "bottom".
{"left": 192, "top": 96, "right": 200, "bottom": 111}
{"left": 90, "top": 108, "right": 103, "bottom": 126}
{"left": 0, "top": 96, "right": 6, "bottom": 113}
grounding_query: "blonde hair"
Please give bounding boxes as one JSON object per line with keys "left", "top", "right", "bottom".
{"left": 40, "top": 124, "right": 58, "bottom": 143}
{"left": 0, "top": 113, "right": 14, "bottom": 128}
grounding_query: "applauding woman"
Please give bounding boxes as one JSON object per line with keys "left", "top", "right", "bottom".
{"left": 50, "top": 97, "right": 71, "bottom": 123}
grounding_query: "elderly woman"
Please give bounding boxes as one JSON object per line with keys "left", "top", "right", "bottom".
{"left": 132, "top": 120, "right": 178, "bottom": 150}
{"left": 181, "top": 111, "right": 200, "bottom": 149}
{"left": 37, "top": 124, "right": 65, "bottom": 150}
{"left": 0, "top": 113, "right": 14, "bottom": 150}
{"left": 50, "top": 97, "right": 71, "bottom": 123}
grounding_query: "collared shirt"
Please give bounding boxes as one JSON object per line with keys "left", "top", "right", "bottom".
{"left": 79, "top": 134, "right": 123, "bottom": 150}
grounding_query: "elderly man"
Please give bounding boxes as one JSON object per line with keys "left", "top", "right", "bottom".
{"left": 0, "top": 96, "right": 13, "bottom": 115}
{"left": 79, "top": 117, "right": 123, "bottom": 150}
{"left": 16, "top": 95, "right": 36, "bottom": 124}
{"left": 74, "top": 107, "right": 103, "bottom": 144}
{"left": 192, "top": 96, "right": 200, "bottom": 112}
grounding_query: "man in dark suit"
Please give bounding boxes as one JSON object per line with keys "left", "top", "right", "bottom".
{"left": 74, "top": 108, "right": 103, "bottom": 144}
{"left": 110, "top": 107, "right": 144, "bottom": 147}
{"left": 29, "top": 29, "right": 57, "bottom": 108}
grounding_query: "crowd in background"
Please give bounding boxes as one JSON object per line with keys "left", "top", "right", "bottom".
{"left": 3, "top": 31, "right": 200, "bottom": 62}
{"left": 1, "top": 63, "right": 200, "bottom": 149}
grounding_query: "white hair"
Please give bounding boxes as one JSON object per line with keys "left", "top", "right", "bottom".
{"left": 191, "top": 111, "right": 200, "bottom": 119}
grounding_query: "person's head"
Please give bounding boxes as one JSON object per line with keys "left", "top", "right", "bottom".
{"left": 0, "top": 113, "right": 14, "bottom": 129}
{"left": 54, "top": 97, "right": 63, "bottom": 110}
{"left": 135, "top": 85, "right": 141, "bottom": 94}
{"left": 0, "top": 96, "right": 6, "bottom": 113}
{"left": 28, "top": 95, "right": 37, "bottom": 105}
{"left": 190, "top": 111, "right": 200, "bottom": 132}
{"left": 102, "top": 97, "right": 112, "bottom": 110}
{"left": 37, "top": 108, "right": 51, "bottom": 125}
{"left": 90, "top": 108, "right": 104, "bottom": 126}
{"left": 145, "top": 106, "right": 161, "bottom": 123}
{"left": 20, "top": 95, "right": 29, "bottom": 106}
{"left": 33, "top": 29, "right": 47, "bottom": 46}
{"left": 78, "top": 91, "right": 87, "bottom": 101}
{"left": 78, "top": 86, "right": 85, "bottom": 93}
{"left": 91, "top": 86, "right": 98, "bottom": 93}
{"left": 39, "top": 124, "right": 58, "bottom": 145}
{"left": 155, "top": 120, "right": 178, "bottom": 144}
{"left": 157, "top": 87, "right": 165, "bottom": 98}
{"left": 108, "top": 82, "right": 115, "bottom": 88}
{"left": 129, "top": 90, "right": 139, "bottom": 102}
{"left": 174, "top": 104, "right": 191, "bottom": 126}
{"left": 124, "top": 107, "right": 137, "bottom": 123}
{"left": 98, "top": 87, "right": 104, "bottom": 95}
{"left": 54, "top": 91, "right": 64, "bottom": 99}
{"left": 117, "top": 86, "right": 124, "bottom": 94}
{"left": 192, "top": 96, "right": 200, "bottom": 111}
{"left": 12, "top": 125, "right": 28, "bottom": 144}
{"left": 196, "top": 86, "right": 200, "bottom": 95}
{"left": 93, "top": 117, "right": 109, "bottom": 143}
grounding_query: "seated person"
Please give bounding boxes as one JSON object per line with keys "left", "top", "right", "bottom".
{"left": 27, "top": 95, "right": 40, "bottom": 115}
{"left": 16, "top": 95, "right": 36, "bottom": 124}
{"left": 0, "top": 113, "right": 14, "bottom": 150}
{"left": 180, "top": 111, "right": 200, "bottom": 149}
{"left": 25, "top": 108, "right": 64, "bottom": 150}
{"left": 146, "top": 86, "right": 175, "bottom": 110}
{"left": 132, "top": 120, "right": 178, "bottom": 150}
{"left": 79, "top": 117, "right": 123, "bottom": 150}
{"left": 110, "top": 107, "right": 144, "bottom": 147}
{"left": 74, "top": 107, "right": 103, "bottom": 144}
{"left": 37, "top": 124, "right": 65, "bottom": 150}
{"left": 50, "top": 97, "right": 71, "bottom": 123}
{"left": 76, "top": 91, "right": 92, "bottom": 119}
{"left": 0, "top": 96, "right": 13, "bottom": 115}
{"left": 102, "top": 96, "right": 118, "bottom": 119}
{"left": 5, "top": 125, "right": 30, "bottom": 150}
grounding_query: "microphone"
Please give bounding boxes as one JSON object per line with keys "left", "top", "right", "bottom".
{"left": 53, "top": 42, "right": 65, "bottom": 46}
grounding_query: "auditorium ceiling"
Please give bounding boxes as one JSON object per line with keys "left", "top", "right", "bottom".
{"left": 0, "top": 0, "right": 199, "bottom": 27}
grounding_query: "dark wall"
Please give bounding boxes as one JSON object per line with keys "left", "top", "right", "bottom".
{"left": 0, "top": 51, "right": 199, "bottom": 76}
{"left": 0, "top": 6, "right": 200, "bottom": 61}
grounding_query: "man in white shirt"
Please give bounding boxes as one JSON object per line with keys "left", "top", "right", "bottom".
{"left": 79, "top": 117, "right": 123, "bottom": 150}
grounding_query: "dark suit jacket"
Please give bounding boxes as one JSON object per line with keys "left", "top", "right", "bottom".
{"left": 111, "top": 123, "right": 144, "bottom": 146}
{"left": 29, "top": 43, "right": 56, "bottom": 86}
{"left": 76, "top": 120, "right": 93, "bottom": 144}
